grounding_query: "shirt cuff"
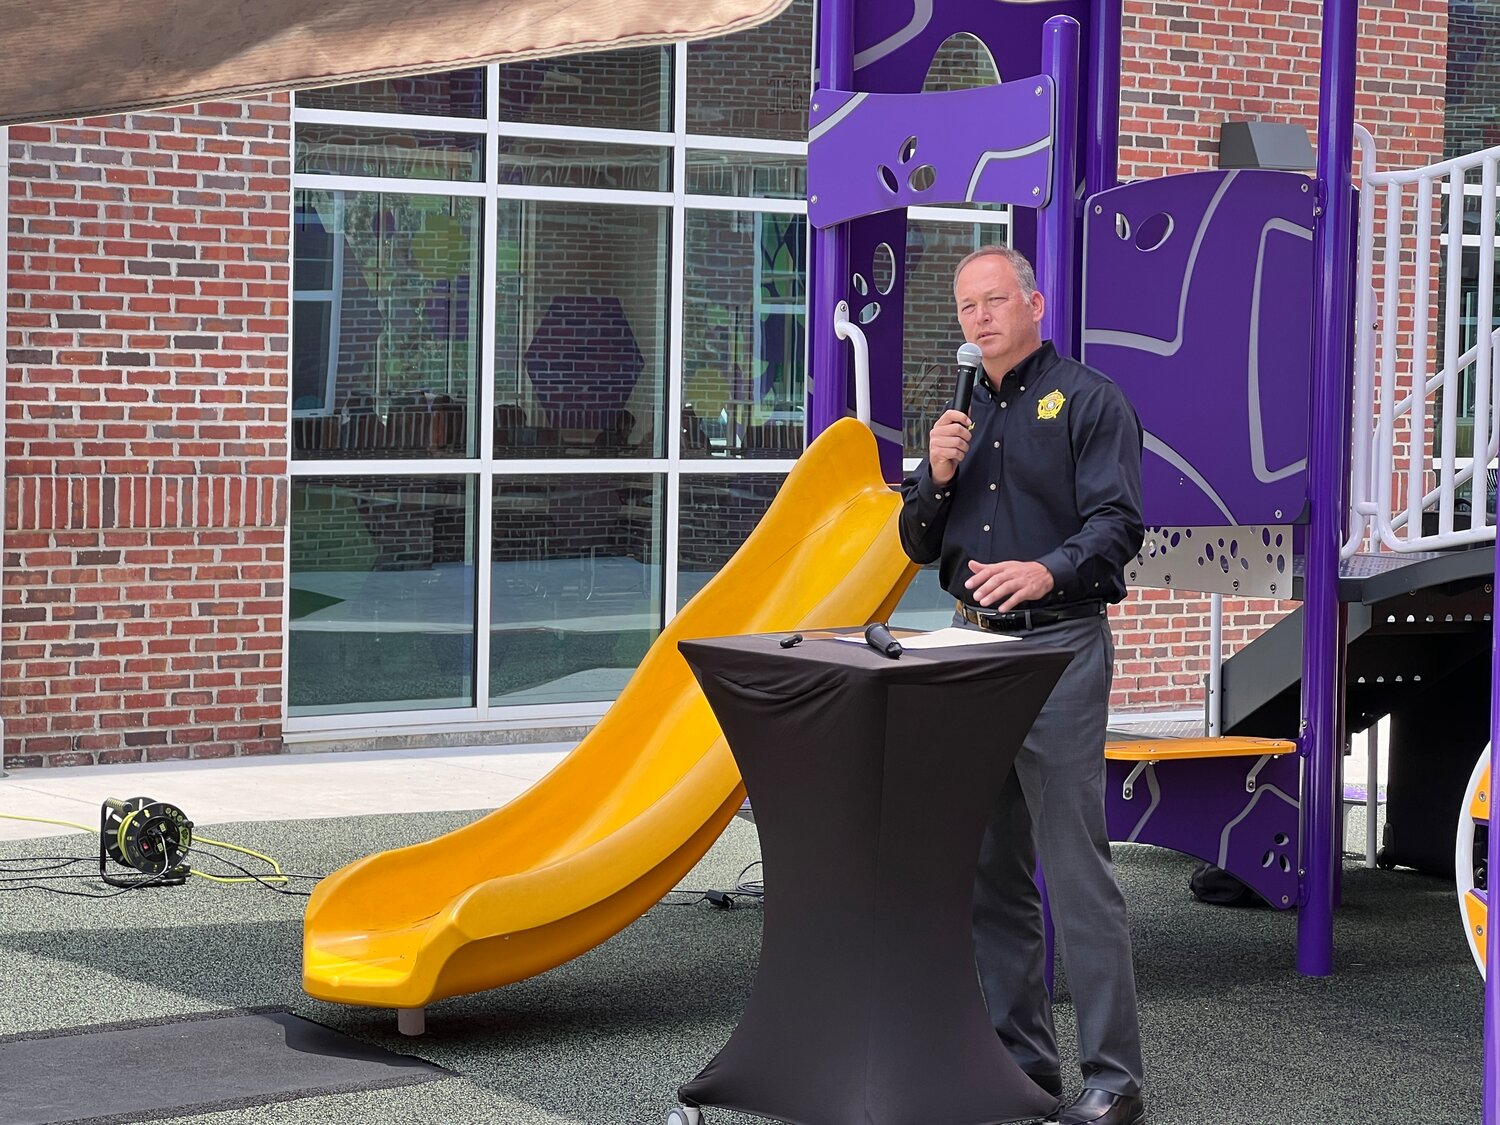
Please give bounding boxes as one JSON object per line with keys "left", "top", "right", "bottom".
{"left": 1034, "top": 549, "right": 1078, "bottom": 600}
{"left": 911, "top": 462, "right": 955, "bottom": 512}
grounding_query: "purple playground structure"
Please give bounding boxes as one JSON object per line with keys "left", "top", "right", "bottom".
{"left": 799, "top": 0, "right": 1499, "bottom": 1119}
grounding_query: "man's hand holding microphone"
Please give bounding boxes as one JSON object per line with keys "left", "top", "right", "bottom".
{"left": 929, "top": 341, "right": 982, "bottom": 485}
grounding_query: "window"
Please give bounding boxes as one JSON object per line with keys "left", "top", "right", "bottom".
{"left": 289, "top": 0, "right": 1005, "bottom": 727}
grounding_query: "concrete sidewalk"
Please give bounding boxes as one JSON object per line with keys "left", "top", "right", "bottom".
{"left": 0, "top": 743, "right": 575, "bottom": 841}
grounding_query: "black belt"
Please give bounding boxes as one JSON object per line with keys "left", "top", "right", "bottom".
{"left": 956, "top": 599, "right": 1106, "bottom": 632}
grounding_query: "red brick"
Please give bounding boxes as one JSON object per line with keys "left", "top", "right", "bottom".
{"left": 4, "top": 97, "right": 291, "bottom": 767}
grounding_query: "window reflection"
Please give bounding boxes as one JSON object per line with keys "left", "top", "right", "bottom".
{"left": 298, "top": 69, "right": 486, "bottom": 117}
{"left": 289, "top": 476, "right": 476, "bottom": 714}
{"left": 685, "top": 151, "right": 806, "bottom": 199}
{"left": 678, "top": 475, "right": 782, "bottom": 607}
{"left": 494, "top": 201, "right": 668, "bottom": 458}
{"left": 497, "top": 47, "right": 671, "bottom": 131}
{"left": 687, "top": 0, "right": 811, "bottom": 140}
{"left": 498, "top": 138, "right": 670, "bottom": 191}
{"left": 292, "top": 190, "right": 480, "bottom": 459}
{"left": 682, "top": 211, "right": 806, "bottom": 459}
{"left": 296, "top": 125, "right": 484, "bottom": 182}
{"left": 491, "top": 475, "right": 663, "bottom": 704}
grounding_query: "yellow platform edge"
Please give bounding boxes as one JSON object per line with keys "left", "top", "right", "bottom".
{"left": 1104, "top": 736, "right": 1297, "bottom": 762}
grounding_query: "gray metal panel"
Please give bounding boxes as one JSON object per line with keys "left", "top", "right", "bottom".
{"left": 1127, "top": 525, "right": 1292, "bottom": 598}
{"left": 1218, "top": 121, "right": 1316, "bottom": 172}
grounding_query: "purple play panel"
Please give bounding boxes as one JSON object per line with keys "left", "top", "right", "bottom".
{"left": 807, "top": 80, "right": 1054, "bottom": 229}
{"left": 1106, "top": 750, "right": 1301, "bottom": 909}
{"left": 1082, "top": 169, "right": 1316, "bottom": 527}
{"left": 850, "top": 0, "right": 1087, "bottom": 96}
{"left": 805, "top": 0, "right": 1096, "bottom": 477}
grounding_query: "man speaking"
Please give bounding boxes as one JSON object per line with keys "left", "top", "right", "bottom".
{"left": 899, "top": 245, "right": 1148, "bottom": 1125}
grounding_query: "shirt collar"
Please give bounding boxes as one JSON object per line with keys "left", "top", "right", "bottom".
{"left": 978, "top": 340, "right": 1056, "bottom": 394}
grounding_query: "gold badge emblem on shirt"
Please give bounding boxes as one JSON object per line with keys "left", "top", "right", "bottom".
{"left": 1037, "top": 389, "right": 1066, "bottom": 420}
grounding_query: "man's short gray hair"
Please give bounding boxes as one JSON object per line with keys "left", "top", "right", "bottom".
{"left": 953, "top": 244, "right": 1037, "bottom": 298}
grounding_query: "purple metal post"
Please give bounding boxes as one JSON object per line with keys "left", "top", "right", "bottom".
{"left": 1296, "top": 0, "right": 1359, "bottom": 978}
{"left": 1085, "top": 0, "right": 1121, "bottom": 198}
{"left": 806, "top": 0, "right": 854, "bottom": 442}
{"left": 1036, "top": 16, "right": 1080, "bottom": 359}
{"left": 1486, "top": 588, "right": 1499, "bottom": 1120}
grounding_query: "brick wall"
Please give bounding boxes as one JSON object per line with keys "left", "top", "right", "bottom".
{"left": 1108, "top": 0, "right": 1448, "bottom": 713}
{"left": 3, "top": 96, "right": 292, "bottom": 767}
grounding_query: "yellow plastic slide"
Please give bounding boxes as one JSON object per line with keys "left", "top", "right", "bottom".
{"left": 303, "top": 418, "right": 919, "bottom": 1011}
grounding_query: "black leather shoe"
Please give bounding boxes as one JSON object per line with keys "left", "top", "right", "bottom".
{"left": 1056, "top": 1088, "right": 1145, "bottom": 1125}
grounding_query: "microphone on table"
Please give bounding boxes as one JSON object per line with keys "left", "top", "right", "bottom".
{"left": 864, "top": 622, "right": 903, "bottom": 659}
{"left": 953, "top": 341, "right": 983, "bottom": 417}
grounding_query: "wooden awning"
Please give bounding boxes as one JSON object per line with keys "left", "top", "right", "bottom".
{"left": 0, "top": 0, "right": 793, "bottom": 126}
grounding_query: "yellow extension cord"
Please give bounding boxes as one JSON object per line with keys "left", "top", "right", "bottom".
{"left": 0, "top": 811, "right": 290, "bottom": 884}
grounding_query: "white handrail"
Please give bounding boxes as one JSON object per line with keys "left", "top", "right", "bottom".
{"left": 1347, "top": 129, "right": 1500, "bottom": 554}
{"left": 1346, "top": 125, "right": 1378, "bottom": 556}
{"left": 833, "top": 300, "right": 872, "bottom": 426}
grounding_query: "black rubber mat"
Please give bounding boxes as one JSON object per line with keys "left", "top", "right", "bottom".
{"left": 0, "top": 1008, "right": 449, "bottom": 1125}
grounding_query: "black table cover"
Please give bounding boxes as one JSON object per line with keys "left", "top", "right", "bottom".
{"left": 677, "top": 631, "right": 1073, "bottom": 1125}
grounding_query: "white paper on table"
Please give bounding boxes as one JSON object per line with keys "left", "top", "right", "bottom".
{"left": 894, "top": 627, "right": 1019, "bottom": 648}
{"left": 831, "top": 627, "right": 1018, "bottom": 649}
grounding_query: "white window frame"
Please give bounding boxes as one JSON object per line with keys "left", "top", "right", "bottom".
{"left": 284, "top": 45, "right": 1013, "bottom": 739}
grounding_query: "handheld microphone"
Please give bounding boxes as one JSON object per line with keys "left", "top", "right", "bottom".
{"left": 864, "top": 622, "right": 903, "bottom": 659}
{"left": 953, "top": 342, "right": 983, "bottom": 416}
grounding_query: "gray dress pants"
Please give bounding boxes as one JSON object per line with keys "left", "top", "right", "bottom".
{"left": 958, "top": 611, "right": 1145, "bottom": 1096}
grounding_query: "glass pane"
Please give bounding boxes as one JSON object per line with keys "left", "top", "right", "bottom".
{"left": 494, "top": 201, "right": 668, "bottom": 458}
{"left": 294, "top": 203, "right": 336, "bottom": 290}
{"left": 289, "top": 475, "right": 476, "bottom": 715}
{"left": 1446, "top": 8, "right": 1498, "bottom": 161}
{"left": 901, "top": 218, "right": 996, "bottom": 457}
{"left": 498, "top": 137, "right": 669, "bottom": 192}
{"left": 497, "top": 47, "right": 671, "bottom": 131}
{"left": 678, "top": 474, "right": 783, "bottom": 608}
{"left": 682, "top": 211, "right": 806, "bottom": 459}
{"left": 685, "top": 151, "right": 807, "bottom": 199}
{"left": 888, "top": 565, "right": 956, "bottom": 630}
{"left": 1446, "top": 242, "right": 1500, "bottom": 460}
{"left": 296, "top": 124, "right": 484, "bottom": 182}
{"left": 491, "top": 474, "right": 662, "bottom": 705}
{"left": 292, "top": 301, "right": 333, "bottom": 410}
{"left": 297, "top": 69, "right": 486, "bottom": 117}
{"left": 687, "top": 0, "right": 811, "bottom": 140}
{"left": 292, "top": 189, "right": 481, "bottom": 459}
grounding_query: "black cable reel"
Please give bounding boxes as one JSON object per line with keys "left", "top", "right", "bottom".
{"left": 98, "top": 797, "right": 193, "bottom": 887}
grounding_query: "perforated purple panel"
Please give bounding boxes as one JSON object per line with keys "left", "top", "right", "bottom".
{"left": 808, "top": 81, "right": 1054, "bottom": 229}
{"left": 1106, "top": 751, "right": 1301, "bottom": 909}
{"left": 1081, "top": 169, "right": 1316, "bottom": 526}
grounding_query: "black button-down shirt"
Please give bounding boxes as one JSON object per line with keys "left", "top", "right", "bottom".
{"left": 899, "top": 341, "right": 1145, "bottom": 608}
